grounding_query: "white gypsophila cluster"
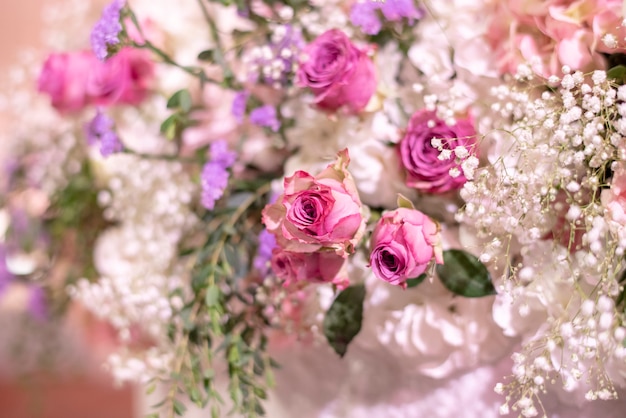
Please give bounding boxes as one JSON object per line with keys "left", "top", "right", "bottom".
{"left": 70, "top": 154, "right": 199, "bottom": 384}
{"left": 457, "top": 67, "right": 626, "bottom": 411}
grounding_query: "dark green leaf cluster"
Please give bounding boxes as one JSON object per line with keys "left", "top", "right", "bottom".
{"left": 323, "top": 284, "right": 366, "bottom": 357}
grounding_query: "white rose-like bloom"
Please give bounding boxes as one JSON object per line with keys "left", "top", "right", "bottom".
{"left": 368, "top": 277, "right": 511, "bottom": 378}
{"left": 283, "top": 113, "right": 415, "bottom": 209}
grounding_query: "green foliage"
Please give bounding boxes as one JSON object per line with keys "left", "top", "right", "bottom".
{"left": 607, "top": 65, "right": 626, "bottom": 84}
{"left": 167, "top": 89, "right": 193, "bottom": 113}
{"left": 148, "top": 181, "right": 275, "bottom": 418}
{"left": 436, "top": 249, "right": 496, "bottom": 298}
{"left": 161, "top": 89, "right": 197, "bottom": 141}
{"left": 396, "top": 193, "right": 415, "bottom": 210}
{"left": 405, "top": 273, "right": 427, "bottom": 288}
{"left": 323, "top": 284, "right": 366, "bottom": 357}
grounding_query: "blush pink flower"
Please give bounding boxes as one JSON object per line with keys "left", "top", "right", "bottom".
{"left": 369, "top": 208, "right": 443, "bottom": 288}
{"left": 271, "top": 248, "right": 349, "bottom": 289}
{"left": 297, "top": 29, "right": 376, "bottom": 113}
{"left": 38, "top": 48, "right": 154, "bottom": 113}
{"left": 87, "top": 48, "right": 154, "bottom": 106}
{"left": 487, "top": 0, "right": 623, "bottom": 77}
{"left": 37, "top": 51, "right": 95, "bottom": 113}
{"left": 399, "top": 110, "right": 476, "bottom": 194}
{"left": 262, "top": 149, "right": 366, "bottom": 257}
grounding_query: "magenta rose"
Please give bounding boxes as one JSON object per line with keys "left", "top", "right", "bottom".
{"left": 399, "top": 110, "right": 476, "bottom": 194}
{"left": 263, "top": 149, "right": 366, "bottom": 257}
{"left": 297, "top": 29, "right": 376, "bottom": 113}
{"left": 369, "top": 207, "right": 443, "bottom": 288}
{"left": 87, "top": 48, "right": 154, "bottom": 106}
{"left": 271, "top": 248, "right": 348, "bottom": 289}
{"left": 37, "top": 51, "right": 95, "bottom": 113}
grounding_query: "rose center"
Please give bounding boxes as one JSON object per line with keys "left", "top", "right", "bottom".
{"left": 317, "top": 45, "right": 340, "bottom": 70}
{"left": 381, "top": 250, "right": 399, "bottom": 272}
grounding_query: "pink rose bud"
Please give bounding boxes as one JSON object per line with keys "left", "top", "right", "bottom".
{"left": 263, "top": 149, "right": 366, "bottom": 257}
{"left": 399, "top": 110, "right": 476, "bottom": 194}
{"left": 369, "top": 207, "right": 443, "bottom": 288}
{"left": 37, "top": 51, "right": 95, "bottom": 113}
{"left": 270, "top": 248, "right": 349, "bottom": 289}
{"left": 297, "top": 29, "right": 377, "bottom": 113}
{"left": 87, "top": 48, "right": 155, "bottom": 106}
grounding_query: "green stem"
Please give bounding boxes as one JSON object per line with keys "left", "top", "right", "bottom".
{"left": 195, "top": 0, "right": 239, "bottom": 89}
{"left": 165, "top": 182, "right": 271, "bottom": 418}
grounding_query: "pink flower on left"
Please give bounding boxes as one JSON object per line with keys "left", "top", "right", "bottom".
{"left": 37, "top": 48, "right": 154, "bottom": 113}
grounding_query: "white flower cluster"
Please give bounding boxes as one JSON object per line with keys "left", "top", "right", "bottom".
{"left": 70, "top": 154, "right": 199, "bottom": 383}
{"left": 460, "top": 67, "right": 626, "bottom": 410}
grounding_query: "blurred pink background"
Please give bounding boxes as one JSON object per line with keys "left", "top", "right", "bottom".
{"left": 0, "top": 2, "right": 137, "bottom": 417}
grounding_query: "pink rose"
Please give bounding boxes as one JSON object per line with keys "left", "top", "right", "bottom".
{"left": 262, "top": 149, "right": 365, "bottom": 257}
{"left": 297, "top": 29, "right": 376, "bottom": 113}
{"left": 38, "top": 48, "right": 154, "bottom": 113}
{"left": 271, "top": 248, "right": 348, "bottom": 289}
{"left": 37, "top": 51, "right": 95, "bottom": 113}
{"left": 399, "top": 110, "right": 476, "bottom": 194}
{"left": 87, "top": 48, "right": 154, "bottom": 106}
{"left": 369, "top": 208, "right": 443, "bottom": 288}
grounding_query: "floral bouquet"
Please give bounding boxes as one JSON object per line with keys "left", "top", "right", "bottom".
{"left": 5, "top": 0, "right": 626, "bottom": 416}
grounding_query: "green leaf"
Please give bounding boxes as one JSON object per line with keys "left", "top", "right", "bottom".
{"left": 436, "top": 249, "right": 496, "bottom": 298}
{"left": 322, "top": 284, "right": 366, "bottom": 357}
{"left": 205, "top": 286, "right": 221, "bottom": 308}
{"left": 190, "top": 388, "right": 202, "bottom": 406}
{"left": 198, "top": 49, "right": 215, "bottom": 62}
{"left": 396, "top": 193, "right": 415, "bottom": 209}
{"left": 160, "top": 114, "right": 179, "bottom": 140}
{"left": 173, "top": 399, "right": 187, "bottom": 416}
{"left": 167, "top": 89, "right": 192, "bottom": 112}
{"left": 405, "top": 273, "right": 426, "bottom": 288}
{"left": 607, "top": 65, "right": 626, "bottom": 83}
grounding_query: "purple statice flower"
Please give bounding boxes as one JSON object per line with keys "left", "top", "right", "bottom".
{"left": 27, "top": 285, "right": 47, "bottom": 321}
{"left": 200, "top": 140, "right": 236, "bottom": 210}
{"left": 350, "top": 2, "right": 382, "bottom": 35}
{"left": 232, "top": 91, "right": 249, "bottom": 124}
{"left": 253, "top": 229, "right": 276, "bottom": 277}
{"left": 245, "top": 24, "right": 304, "bottom": 88}
{"left": 380, "top": 0, "right": 424, "bottom": 22}
{"left": 350, "top": 0, "right": 424, "bottom": 35}
{"left": 91, "top": 0, "right": 126, "bottom": 61}
{"left": 250, "top": 105, "right": 281, "bottom": 132}
{"left": 86, "top": 109, "right": 123, "bottom": 157}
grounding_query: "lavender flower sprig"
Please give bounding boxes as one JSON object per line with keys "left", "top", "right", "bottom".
{"left": 86, "top": 109, "right": 123, "bottom": 157}
{"left": 91, "top": 0, "right": 126, "bottom": 61}
{"left": 201, "top": 140, "right": 237, "bottom": 210}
